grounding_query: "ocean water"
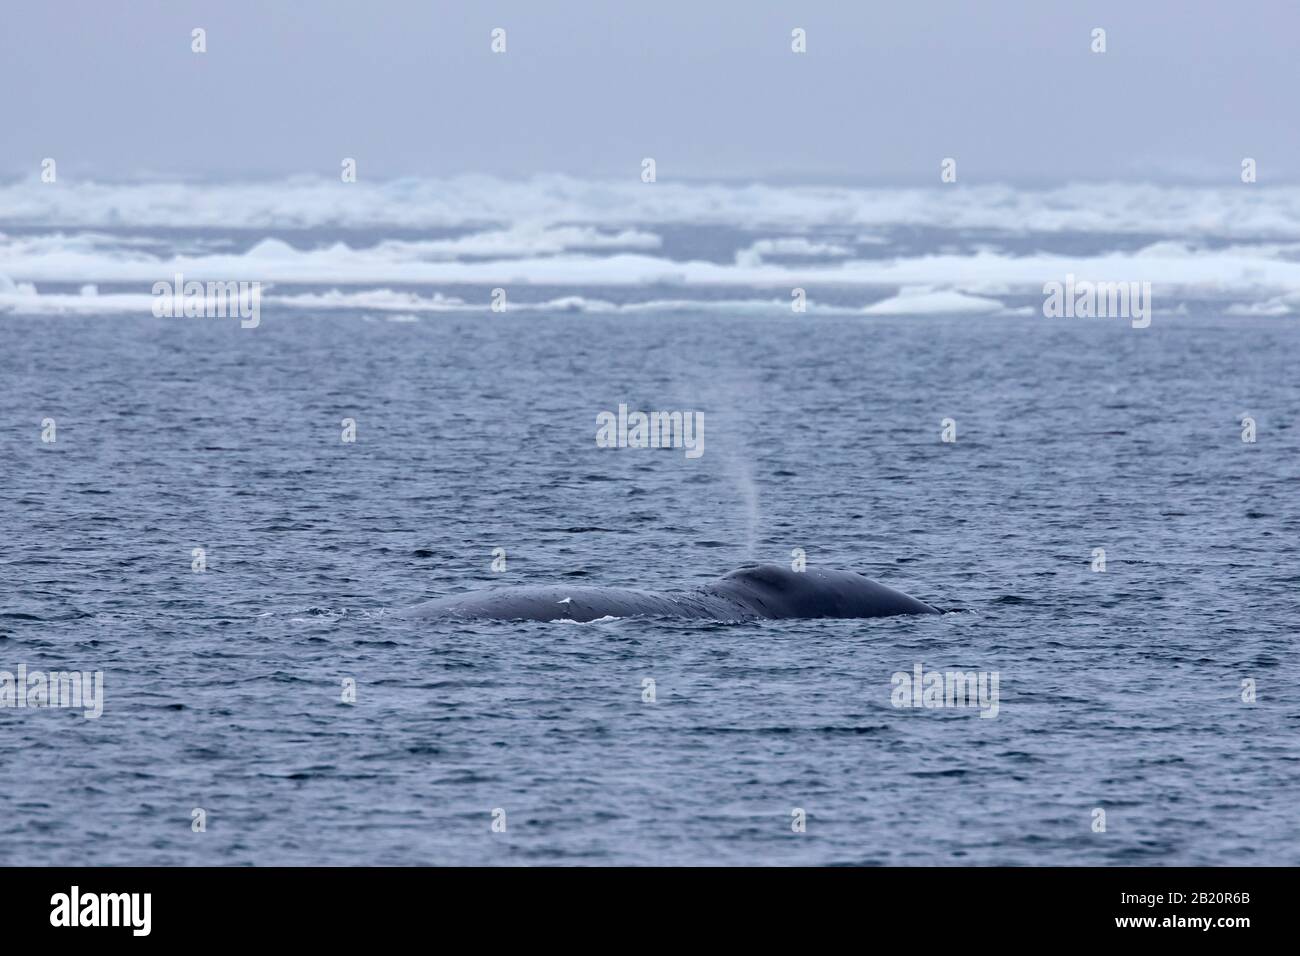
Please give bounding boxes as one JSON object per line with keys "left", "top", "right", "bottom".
{"left": 2, "top": 183, "right": 1300, "bottom": 865}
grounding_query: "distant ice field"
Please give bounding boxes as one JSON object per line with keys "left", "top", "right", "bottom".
{"left": 4, "top": 177, "right": 1300, "bottom": 318}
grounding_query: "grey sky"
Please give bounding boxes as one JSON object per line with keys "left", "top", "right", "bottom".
{"left": 4, "top": 0, "right": 1297, "bottom": 184}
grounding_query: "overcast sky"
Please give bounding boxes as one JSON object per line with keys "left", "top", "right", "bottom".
{"left": 4, "top": 0, "right": 1297, "bottom": 184}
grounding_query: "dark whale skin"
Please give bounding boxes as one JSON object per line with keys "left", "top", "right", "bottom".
{"left": 404, "top": 563, "right": 940, "bottom": 623}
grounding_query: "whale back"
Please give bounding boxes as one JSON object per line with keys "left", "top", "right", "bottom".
{"left": 404, "top": 583, "right": 746, "bottom": 622}
{"left": 404, "top": 564, "right": 938, "bottom": 622}
{"left": 705, "top": 564, "right": 939, "bottom": 618}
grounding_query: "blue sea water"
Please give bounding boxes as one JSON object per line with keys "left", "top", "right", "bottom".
{"left": 2, "top": 217, "right": 1299, "bottom": 865}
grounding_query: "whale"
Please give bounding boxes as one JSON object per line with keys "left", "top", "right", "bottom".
{"left": 403, "top": 563, "right": 940, "bottom": 622}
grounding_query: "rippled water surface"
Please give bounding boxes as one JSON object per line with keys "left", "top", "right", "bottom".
{"left": 2, "top": 298, "right": 1298, "bottom": 865}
